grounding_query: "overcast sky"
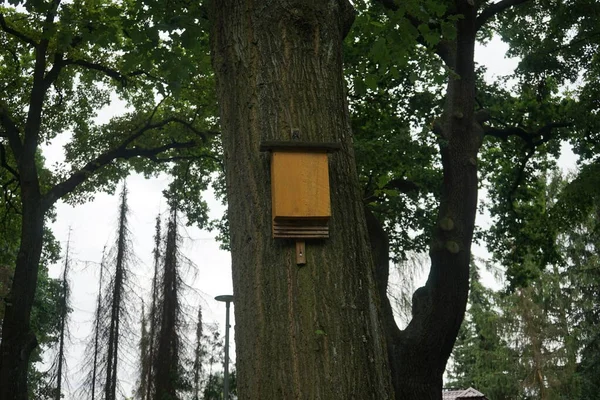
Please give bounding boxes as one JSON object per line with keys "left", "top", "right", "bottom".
{"left": 39, "top": 35, "right": 578, "bottom": 398}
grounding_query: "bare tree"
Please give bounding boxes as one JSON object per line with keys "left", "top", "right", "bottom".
{"left": 153, "top": 209, "right": 184, "bottom": 400}
{"left": 136, "top": 302, "right": 150, "bottom": 400}
{"left": 53, "top": 230, "right": 72, "bottom": 400}
{"left": 143, "top": 215, "right": 163, "bottom": 399}
{"left": 192, "top": 307, "right": 205, "bottom": 400}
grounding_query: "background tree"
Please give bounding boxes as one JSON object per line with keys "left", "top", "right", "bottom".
{"left": 136, "top": 302, "right": 150, "bottom": 400}
{"left": 450, "top": 172, "right": 600, "bottom": 399}
{"left": 0, "top": 1, "right": 218, "bottom": 397}
{"left": 192, "top": 307, "right": 206, "bottom": 400}
{"left": 80, "top": 247, "right": 106, "bottom": 400}
{"left": 340, "top": 0, "right": 600, "bottom": 396}
{"left": 52, "top": 231, "right": 72, "bottom": 400}
{"left": 143, "top": 215, "right": 163, "bottom": 400}
{"left": 448, "top": 263, "right": 521, "bottom": 400}
{"left": 153, "top": 208, "right": 190, "bottom": 400}
{"left": 103, "top": 184, "right": 134, "bottom": 400}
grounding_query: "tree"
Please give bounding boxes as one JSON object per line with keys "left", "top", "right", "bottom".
{"left": 53, "top": 231, "right": 72, "bottom": 400}
{"left": 81, "top": 246, "right": 106, "bottom": 400}
{"left": 153, "top": 208, "right": 189, "bottom": 400}
{"left": 144, "top": 215, "right": 163, "bottom": 399}
{"left": 0, "top": 1, "right": 218, "bottom": 397}
{"left": 136, "top": 302, "right": 150, "bottom": 400}
{"left": 209, "top": 1, "right": 393, "bottom": 398}
{"left": 342, "top": 0, "right": 600, "bottom": 395}
{"left": 198, "top": 323, "right": 236, "bottom": 400}
{"left": 103, "top": 184, "right": 134, "bottom": 400}
{"left": 208, "top": 0, "right": 600, "bottom": 397}
{"left": 192, "top": 307, "right": 205, "bottom": 400}
{"left": 450, "top": 171, "right": 600, "bottom": 399}
{"left": 448, "top": 263, "right": 522, "bottom": 400}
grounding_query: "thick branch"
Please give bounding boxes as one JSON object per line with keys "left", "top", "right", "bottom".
{"left": 476, "top": 0, "right": 531, "bottom": 30}
{"left": 64, "top": 58, "right": 149, "bottom": 86}
{"left": 0, "top": 13, "right": 37, "bottom": 47}
{"left": 121, "top": 116, "right": 217, "bottom": 148}
{"left": 484, "top": 121, "right": 573, "bottom": 146}
{"left": 146, "top": 153, "right": 223, "bottom": 169}
{"left": 42, "top": 140, "right": 198, "bottom": 210}
{"left": 41, "top": 110, "right": 217, "bottom": 208}
{"left": 23, "top": 0, "right": 62, "bottom": 158}
{"left": 483, "top": 125, "right": 530, "bottom": 142}
{"left": 64, "top": 58, "right": 128, "bottom": 84}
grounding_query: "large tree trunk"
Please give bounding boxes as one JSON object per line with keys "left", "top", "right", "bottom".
{"left": 0, "top": 174, "right": 44, "bottom": 400}
{"left": 209, "top": 1, "right": 394, "bottom": 398}
{"left": 369, "top": 3, "right": 482, "bottom": 399}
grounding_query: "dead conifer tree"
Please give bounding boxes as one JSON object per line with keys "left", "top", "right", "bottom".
{"left": 154, "top": 208, "right": 180, "bottom": 399}
{"left": 103, "top": 183, "right": 134, "bottom": 400}
{"left": 143, "top": 215, "right": 163, "bottom": 399}
{"left": 79, "top": 246, "right": 107, "bottom": 400}
{"left": 53, "top": 230, "right": 72, "bottom": 400}
{"left": 192, "top": 306, "right": 205, "bottom": 400}
{"left": 153, "top": 207, "right": 193, "bottom": 400}
{"left": 136, "top": 302, "right": 150, "bottom": 400}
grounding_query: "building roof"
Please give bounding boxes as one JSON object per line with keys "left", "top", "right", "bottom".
{"left": 442, "top": 387, "right": 487, "bottom": 400}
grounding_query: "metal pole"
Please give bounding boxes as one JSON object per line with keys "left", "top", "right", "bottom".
{"left": 215, "top": 295, "right": 234, "bottom": 400}
{"left": 223, "top": 299, "right": 231, "bottom": 400}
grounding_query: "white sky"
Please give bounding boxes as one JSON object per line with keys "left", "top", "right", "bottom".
{"left": 39, "top": 35, "right": 578, "bottom": 398}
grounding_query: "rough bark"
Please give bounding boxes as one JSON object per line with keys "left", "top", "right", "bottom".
{"left": 209, "top": 1, "right": 393, "bottom": 399}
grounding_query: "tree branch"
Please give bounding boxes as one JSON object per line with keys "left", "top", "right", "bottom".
{"left": 483, "top": 121, "right": 573, "bottom": 146}
{"left": 142, "top": 153, "right": 223, "bottom": 170}
{"left": 64, "top": 58, "right": 151, "bottom": 86}
{"left": 43, "top": 54, "right": 66, "bottom": 89}
{"left": 476, "top": 0, "right": 531, "bottom": 30}
{"left": 0, "top": 100, "right": 23, "bottom": 158}
{"left": 121, "top": 116, "right": 217, "bottom": 149}
{"left": 23, "top": 0, "right": 62, "bottom": 157}
{"left": 64, "top": 58, "right": 128, "bottom": 84}
{"left": 1, "top": 174, "right": 21, "bottom": 217}
{"left": 483, "top": 125, "right": 531, "bottom": 142}
{"left": 0, "top": 144, "right": 19, "bottom": 179}
{"left": 363, "top": 177, "right": 420, "bottom": 203}
{"left": 372, "top": 0, "right": 398, "bottom": 11}
{"left": 499, "top": 121, "right": 573, "bottom": 212}
{"left": 0, "top": 13, "right": 37, "bottom": 47}
{"left": 372, "top": 0, "right": 454, "bottom": 67}
{"left": 42, "top": 140, "right": 199, "bottom": 210}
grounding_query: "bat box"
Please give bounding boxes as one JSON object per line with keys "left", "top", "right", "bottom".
{"left": 260, "top": 141, "right": 340, "bottom": 239}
